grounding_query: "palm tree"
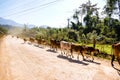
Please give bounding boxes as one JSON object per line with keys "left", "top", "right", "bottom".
{"left": 79, "top": 3, "right": 87, "bottom": 25}
{"left": 118, "top": 0, "right": 120, "bottom": 19}
{"left": 72, "top": 9, "right": 80, "bottom": 24}
{"left": 81, "top": 0, "right": 99, "bottom": 28}
{"left": 104, "top": 0, "right": 120, "bottom": 20}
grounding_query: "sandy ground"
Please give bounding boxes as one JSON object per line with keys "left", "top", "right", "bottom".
{"left": 0, "top": 35, "right": 120, "bottom": 80}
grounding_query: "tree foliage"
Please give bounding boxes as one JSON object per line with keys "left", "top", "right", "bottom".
{"left": 0, "top": 25, "right": 8, "bottom": 37}
{"left": 18, "top": 0, "right": 120, "bottom": 45}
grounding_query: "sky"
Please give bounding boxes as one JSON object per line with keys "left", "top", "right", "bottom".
{"left": 0, "top": 0, "right": 106, "bottom": 28}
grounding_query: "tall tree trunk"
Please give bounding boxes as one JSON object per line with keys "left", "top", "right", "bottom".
{"left": 118, "top": 0, "right": 120, "bottom": 20}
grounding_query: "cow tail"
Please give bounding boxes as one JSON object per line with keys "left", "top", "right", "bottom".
{"left": 111, "top": 45, "right": 114, "bottom": 66}
{"left": 111, "top": 55, "right": 115, "bottom": 66}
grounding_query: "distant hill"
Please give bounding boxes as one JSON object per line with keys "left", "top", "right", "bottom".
{"left": 0, "top": 17, "right": 23, "bottom": 27}
{"left": 39, "top": 25, "right": 49, "bottom": 28}
{"left": 0, "top": 17, "right": 49, "bottom": 28}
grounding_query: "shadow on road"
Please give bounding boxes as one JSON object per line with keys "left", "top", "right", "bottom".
{"left": 34, "top": 45, "right": 44, "bottom": 49}
{"left": 83, "top": 59, "right": 101, "bottom": 65}
{"left": 21, "top": 43, "right": 25, "bottom": 44}
{"left": 57, "top": 55, "right": 89, "bottom": 66}
{"left": 28, "top": 42, "right": 32, "bottom": 45}
{"left": 46, "top": 49, "right": 58, "bottom": 53}
{"left": 112, "top": 66, "right": 120, "bottom": 76}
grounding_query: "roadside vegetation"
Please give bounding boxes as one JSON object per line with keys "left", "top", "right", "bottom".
{"left": 7, "top": 0, "right": 120, "bottom": 59}
{"left": 0, "top": 25, "right": 8, "bottom": 38}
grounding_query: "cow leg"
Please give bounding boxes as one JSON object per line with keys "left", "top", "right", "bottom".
{"left": 43, "top": 44, "right": 45, "bottom": 48}
{"left": 64, "top": 51, "right": 66, "bottom": 55}
{"left": 117, "top": 57, "right": 120, "bottom": 65}
{"left": 64, "top": 50, "right": 66, "bottom": 54}
{"left": 52, "top": 45, "right": 55, "bottom": 51}
{"left": 77, "top": 53, "right": 80, "bottom": 60}
{"left": 50, "top": 45, "right": 52, "bottom": 50}
{"left": 65, "top": 50, "right": 68, "bottom": 57}
{"left": 61, "top": 51, "right": 63, "bottom": 55}
{"left": 55, "top": 47, "right": 57, "bottom": 52}
{"left": 91, "top": 52, "right": 94, "bottom": 62}
{"left": 62, "top": 49, "right": 65, "bottom": 55}
{"left": 66, "top": 49, "right": 69, "bottom": 57}
{"left": 51, "top": 45, "right": 53, "bottom": 50}
{"left": 81, "top": 51, "right": 86, "bottom": 60}
{"left": 70, "top": 49, "right": 74, "bottom": 58}
{"left": 55, "top": 46, "right": 57, "bottom": 52}
{"left": 111, "top": 55, "right": 115, "bottom": 66}
{"left": 53, "top": 45, "right": 55, "bottom": 51}
{"left": 61, "top": 48, "right": 63, "bottom": 55}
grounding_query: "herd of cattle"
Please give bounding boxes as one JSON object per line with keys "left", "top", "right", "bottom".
{"left": 24, "top": 37, "right": 99, "bottom": 61}
{"left": 15, "top": 36, "right": 120, "bottom": 66}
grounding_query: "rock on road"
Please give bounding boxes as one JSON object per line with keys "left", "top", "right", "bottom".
{"left": 0, "top": 35, "right": 120, "bottom": 80}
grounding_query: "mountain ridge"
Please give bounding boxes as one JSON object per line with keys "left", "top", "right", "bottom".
{"left": 0, "top": 17, "right": 23, "bottom": 27}
{"left": 0, "top": 17, "right": 49, "bottom": 28}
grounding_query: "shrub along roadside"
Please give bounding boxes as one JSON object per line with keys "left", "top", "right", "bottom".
{"left": 0, "top": 27, "right": 8, "bottom": 38}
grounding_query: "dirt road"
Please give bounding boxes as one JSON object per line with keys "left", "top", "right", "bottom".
{"left": 0, "top": 35, "right": 120, "bottom": 80}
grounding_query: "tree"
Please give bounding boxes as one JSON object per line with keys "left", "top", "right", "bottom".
{"left": 67, "top": 30, "right": 78, "bottom": 42}
{"left": 103, "top": 0, "right": 120, "bottom": 28}
{"left": 71, "top": 21, "right": 79, "bottom": 31}
{"left": 81, "top": 0, "right": 99, "bottom": 33}
{"left": 79, "top": 3, "right": 87, "bottom": 25}
{"left": 0, "top": 26, "right": 8, "bottom": 37}
{"left": 73, "top": 9, "right": 80, "bottom": 23}
{"left": 72, "top": 9, "right": 82, "bottom": 30}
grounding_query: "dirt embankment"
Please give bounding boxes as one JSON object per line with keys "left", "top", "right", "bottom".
{"left": 0, "top": 35, "right": 120, "bottom": 80}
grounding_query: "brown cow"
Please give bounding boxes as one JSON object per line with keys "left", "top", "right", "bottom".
{"left": 41, "top": 39, "right": 47, "bottom": 48}
{"left": 111, "top": 43, "right": 120, "bottom": 66}
{"left": 17, "top": 36, "right": 19, "bottom": 38}
{"left": 50, "top": 39, "right": 60, "bottom": 51}
{"left": 84, "top": 46, "right": 99, "bottom": 61}
{"left": 29, "top": 37, "right": 35, "bottom": 43}
{"left": 70, "top": 44, "right": 87, "bottom": 60}
{"left": 60, "top": 41, "right": 72, "bottom": 57}
{"left": 23, "top": 38, "right": 27, "bottom": 43}
{"left": 37, "top": 39, "right": 41, "bottom": 44}
{"left": 37, "top": 38, "right": 47, "bottom": 48}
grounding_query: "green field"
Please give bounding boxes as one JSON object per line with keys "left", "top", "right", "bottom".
{"left": 85, "top": 44, "right": 112, "bottom": 55}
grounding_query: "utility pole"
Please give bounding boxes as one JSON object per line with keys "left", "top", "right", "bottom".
{"left": 67, "top": 18, "right": 70, "bottom": 29}
{"left": 118, "top": 0, "right": 120, "bottom": 20}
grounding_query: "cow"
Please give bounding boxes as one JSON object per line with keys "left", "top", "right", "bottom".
{"left": 70, "top": 44, "right": 87, "bottom": 60}
{"left": 17, "top": 36, "right": 19, "bottom": 38}
{"left": 23, "top": 38, "right": 27, "bottom": 43}
{"left": 36, "top": 38, "right": 47, "bottom": 48}
{"left": 84, "top": 46, "right": 99, "bottom": 61}
{"left": 111, "top": 42, "right": 120, "bottom": 66}
{"left": 37, "top": 39, "right": 41, "bottom": 44}
{"left": 50, "top": 39, "right": 60, "bottom": 51}
{"left": 41, "top": 39, "right": 47, "bottom": 48}
{"left": 12, "top": 36, "right": 14, "bottom": 38}
{"left": 29, "top": 37, "right": 35, "bottom": 43}
{"left": 60, "top": 41, "right": 72, "bottom": 57}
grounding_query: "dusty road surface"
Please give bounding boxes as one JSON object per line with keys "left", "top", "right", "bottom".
{"left": 0, "top": 35, "right": 120, "bottom": 80}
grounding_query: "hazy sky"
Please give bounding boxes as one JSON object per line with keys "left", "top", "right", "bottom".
{"left": 0, "top": 0, "right": 105, "bottom": 28}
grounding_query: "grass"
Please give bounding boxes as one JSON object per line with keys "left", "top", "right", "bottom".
{"left": 85, "top": 44, "right": 113, "bottom": 59}
{"left": 86, "top": 44, "right": 112, "bottom": 54}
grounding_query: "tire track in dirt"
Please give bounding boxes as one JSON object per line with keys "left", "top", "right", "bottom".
{"left": 5, "top": 36, "right": 39, "bottom": 80}
{"left": 0, "top": 37, "right": 13, "bottom": 80}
